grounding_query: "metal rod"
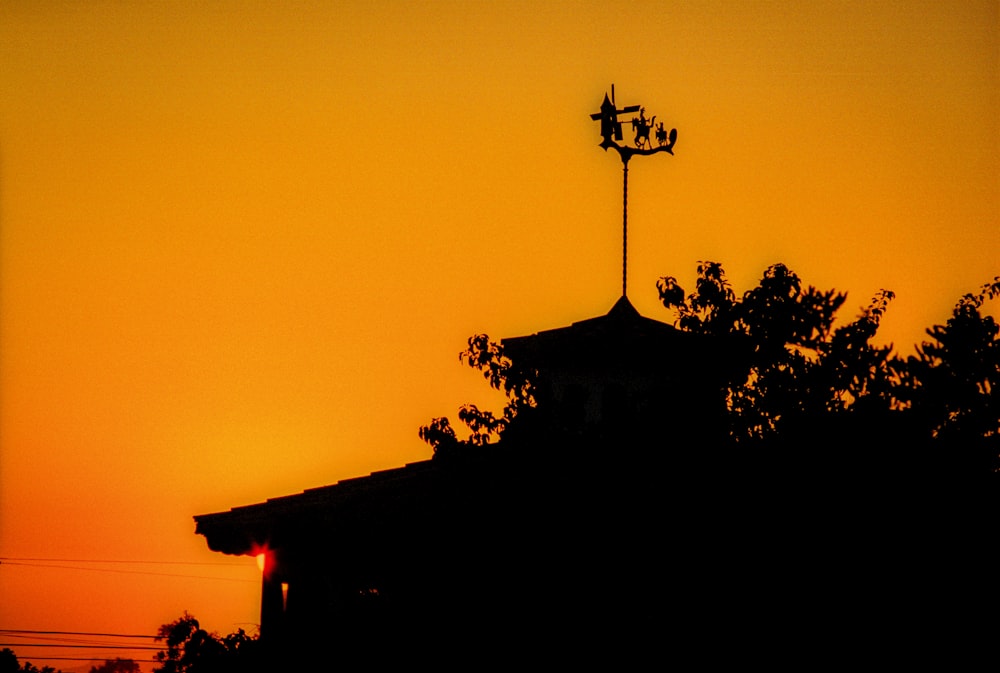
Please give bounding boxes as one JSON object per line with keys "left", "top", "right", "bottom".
{"left": 622, "top": 160, "right": 628, "bottom": 298}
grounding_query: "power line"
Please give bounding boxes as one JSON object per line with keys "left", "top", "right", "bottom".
{"left": 0, "top": 629, "right": 157, "bottom": 639}
{"left": 0, "top": 556, "right": 250, "bottom": 566}
{"left": 1, "top": 631, "right": 163, "bottom": 666}
{"left": 1, "top": 635, "right": 153, "bottom": 649}
{"left": 0, "top": 644, "right": 161, "bottom": 650}
{"left": 0, "top": 561, "right": 257, "bottom": 582}
{"left": 13, "top": 656, "right": 160, "bottom": 663}
{"left": 2, "top": 634, "right": 148, "bottom": 643}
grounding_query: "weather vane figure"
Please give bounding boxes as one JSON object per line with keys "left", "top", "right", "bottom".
{"left": 591, "top": 85, "right": 677, "bottom": 297}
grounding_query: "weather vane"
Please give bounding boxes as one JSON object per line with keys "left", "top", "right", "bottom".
{"left": 591, "top": 84, "right": 677, "bottom": 298}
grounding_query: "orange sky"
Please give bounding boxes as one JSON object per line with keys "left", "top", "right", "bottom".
{"left": 1, "top": 1, "right": 997, "bottom": 667}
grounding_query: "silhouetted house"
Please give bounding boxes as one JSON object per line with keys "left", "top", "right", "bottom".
{"left": 194, "top": 297, "right": 736, "bottom": 664}
{"left": 502, "top": 295, "right": 728, "bottom": 438}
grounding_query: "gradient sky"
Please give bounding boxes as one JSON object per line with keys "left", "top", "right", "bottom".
{"left": 1, "top": 1, "right": 997, "bottom": 667}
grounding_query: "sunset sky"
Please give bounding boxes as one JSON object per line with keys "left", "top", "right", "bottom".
{"left": 1, "top": 1, "right": 997, "bottom": 667}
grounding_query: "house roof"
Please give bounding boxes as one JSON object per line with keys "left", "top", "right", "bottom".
{"left": 194, "top": 459, "right": 442, "bottom": 556}
{"left": 194, "top": 298, "right": 733, "bottom": 556}
{"left": 501, "top": 295, "right": 719, "bottom": 376}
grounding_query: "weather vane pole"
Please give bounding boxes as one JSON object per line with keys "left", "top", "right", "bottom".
{"left": 591, "top": 85, "right": 676, "bottom": 298}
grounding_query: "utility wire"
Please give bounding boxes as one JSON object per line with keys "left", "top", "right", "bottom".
{"left": 1, "top": 635, "right": 153, "bottom": 649}
{"left": 0, "top": 561, "right": 257, "bottom": 582}
{"left": 2, "top": 633, "right": 146, "bottom": 642}
{"left": 0, "top": 644, "right": 161, "bottom": 650}
{"left": 0, "top": 629, "right": 157, "bottom": 639}
{"left": 0, "top": 556, "right": 249, "bottom": 566}
{"left": 2, "top": 631, "right": 163, "bottom": 666}
{"left": 13, "top": 656, "right": 160, "bottom": 663}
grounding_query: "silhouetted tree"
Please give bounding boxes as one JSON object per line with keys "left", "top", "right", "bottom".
{"left": 0, "top": 650, "right": 19, "bottom": 673}
{"left": 659, "top": 262, "right": 1000, "bottom": 475}
{"left": 153, "top": 614, "right": 259, "bottom": 673}
{"left": 423, "top": 260, "right": 998, "bottom": 476}
{"left": 906, "top": 278, "right": 999, "bottom": 435}
{"left": 0, "top": 649, "right": 61, "bottom": 673}
{"left": 419, "top": 333, "right": 536, "bottom": 456}
{"left": 894, "top": 277, "right": 1000, "bottom": 471}
{"left": 90, "top": 659, "right": 139, "bottom": 673}
{"left": 0, "top": 652, "right": 60, "bottom": 673}
{"left": 659, "top": 261, "right": 898, "bottom": 444}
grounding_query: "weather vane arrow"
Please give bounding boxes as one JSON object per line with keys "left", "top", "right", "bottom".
{"left": 591, "top": 84, "right": 677, "bottom": 298}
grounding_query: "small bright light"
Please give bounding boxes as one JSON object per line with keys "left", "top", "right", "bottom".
{"left": 256, "top": 553, "right": 266, "bottom": 573}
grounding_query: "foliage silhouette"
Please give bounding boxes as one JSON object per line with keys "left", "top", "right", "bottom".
{"left": 893, "top": 277, "right": 1000, "bottom": 471}
{"left": 153, "top": 613, "right": 259, "bottom": 673}
{"left": 419, "top": 333, "right": 536, "bottom": 457}
{"left": 0, "top": 649, "right": 61, "bottom": 673}
{"left": 658, "top": 262, "right": 901, "bottom": 442}
{"left": 90, "top": 660, "right": 139, "bottom": 673}
{"left": 904, "top": 278, "right": 999, "bottom": 434}
{"left": 0, "top": 650, "right": 15, "bottom": 673}
{"left": 424, "top": 260, "right": 998, "bottom": 474}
